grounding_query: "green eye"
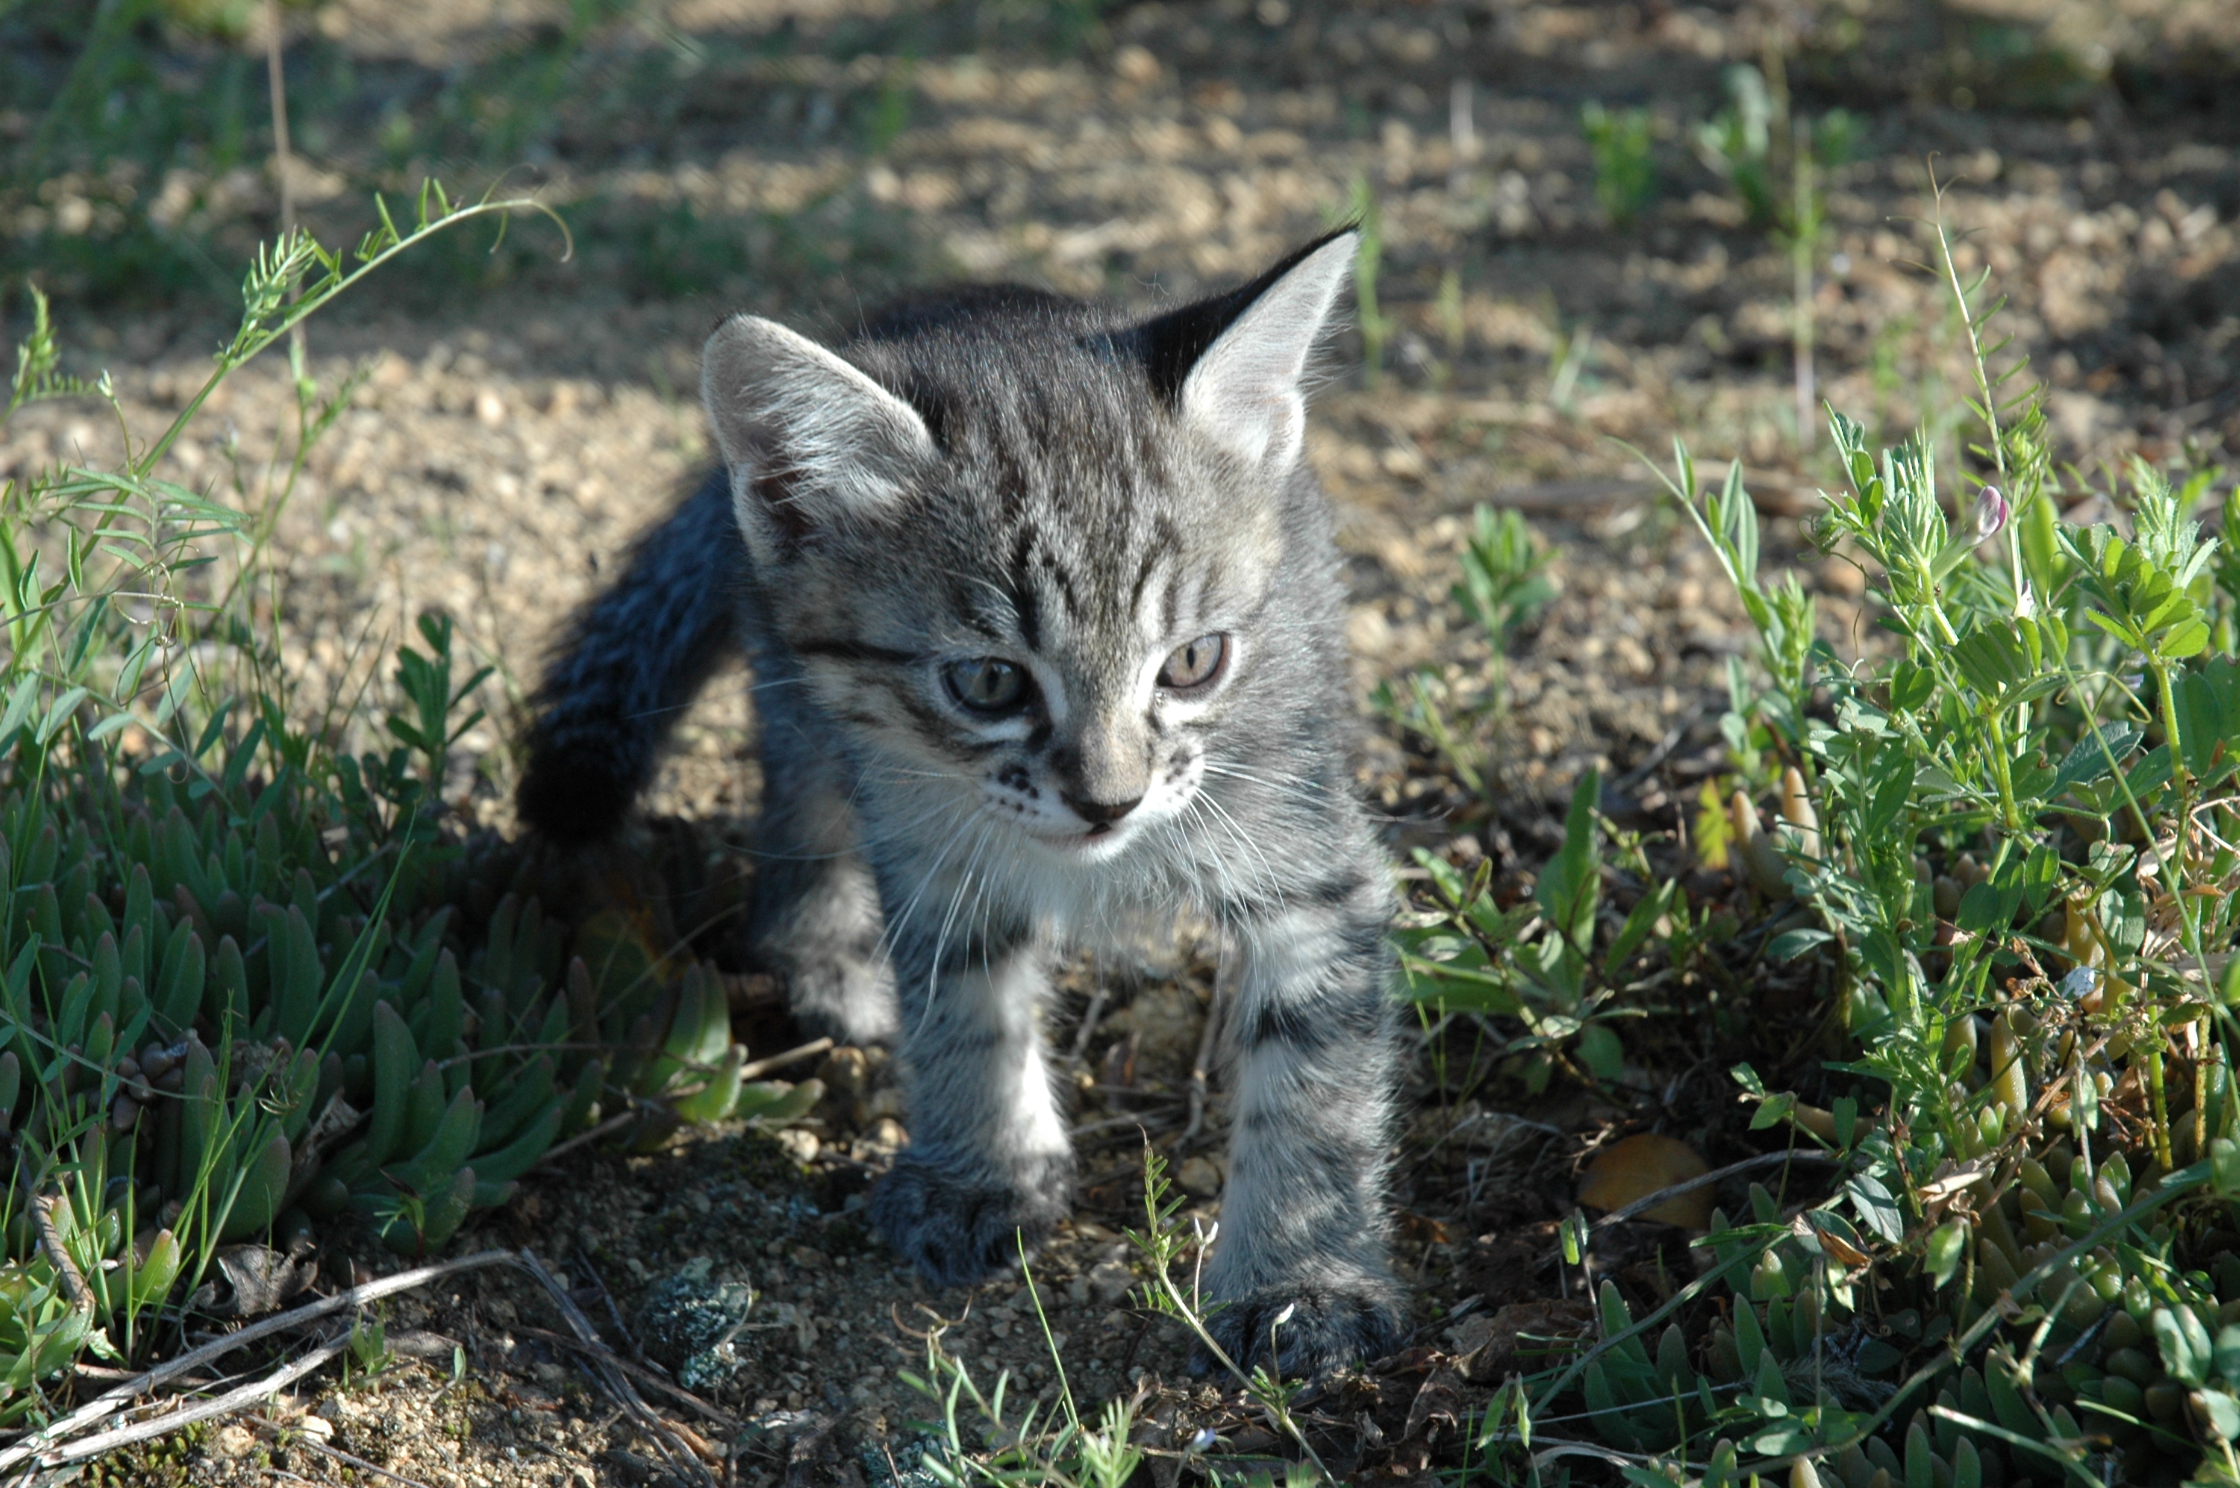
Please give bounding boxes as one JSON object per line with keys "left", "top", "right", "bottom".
{"left": 1158, "top": 634, "right": 1226, "bottom": 691}
{"left": 945, "top": 657, "right": 1029, "bottom": 713}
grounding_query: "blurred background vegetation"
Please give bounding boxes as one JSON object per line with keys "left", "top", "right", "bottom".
{"left": 5, "top": 0, "right": 2236, "bottom": 328}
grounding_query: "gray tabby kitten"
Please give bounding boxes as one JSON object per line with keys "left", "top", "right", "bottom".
{"left": 518, "top": 232, "right": 1403, "bottom": 1374}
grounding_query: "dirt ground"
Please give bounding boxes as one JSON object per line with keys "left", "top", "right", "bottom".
{"left": 8, "top": 0, "right": 2240, "bottom": 1482}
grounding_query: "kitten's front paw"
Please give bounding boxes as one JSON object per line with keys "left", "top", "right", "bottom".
{"left": 871, "top": 1153, "right": 1073, "bottom": 1287}
{"left": 1196, "top": 1277, "right": 1405, "bottom": 1380}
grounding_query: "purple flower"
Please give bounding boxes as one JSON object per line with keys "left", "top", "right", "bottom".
{"left": 1974, "top": 484, "right": 2009, "bottom": 543}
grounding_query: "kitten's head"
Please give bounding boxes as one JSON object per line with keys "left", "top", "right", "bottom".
{"left": 701, "top": 233, "right": 1353, "bottom": 875}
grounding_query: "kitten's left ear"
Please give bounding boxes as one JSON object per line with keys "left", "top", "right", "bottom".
{"left": 1134, "top": 230, "right": 1356, "bottom": 472}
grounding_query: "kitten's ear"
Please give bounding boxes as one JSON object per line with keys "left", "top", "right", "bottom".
{"left": 701, "top": 314, "right": 935, "bottom": 540}
{"left": 1137, "top": 230, "right": 1355, "bottom": 471}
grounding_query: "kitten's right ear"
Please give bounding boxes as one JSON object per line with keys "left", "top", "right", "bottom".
{"left": 701, "top": 314, "right": 935, "bottom": 544}
{"left": 1131, "top": 229, "right": 1355, "bottom": 474}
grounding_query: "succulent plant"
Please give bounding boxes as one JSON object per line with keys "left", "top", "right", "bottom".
{"left": 0, "top": 716, "right": 817, "bottom": 1424}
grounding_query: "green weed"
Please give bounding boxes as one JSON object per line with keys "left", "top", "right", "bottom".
{"left": 1372, "top": 504, "right": 1555, "bottom": 799}
{"left": 1694, "top": 60, "right": 1856, "bottom": 449}
{"left": 1579, "top": 102, "right": 1657, "bottom": 228}
{"left": 1410, "top": 204, "right": 2240, "bottom": 1484}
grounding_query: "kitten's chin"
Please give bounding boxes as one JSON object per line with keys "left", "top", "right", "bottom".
{"left": 1024, "top": 824, "right": 1138, "bottom": 866}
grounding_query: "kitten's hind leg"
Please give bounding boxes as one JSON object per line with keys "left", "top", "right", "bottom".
{"left": 749, "top": 689, "right": 898, "bottom": 1046}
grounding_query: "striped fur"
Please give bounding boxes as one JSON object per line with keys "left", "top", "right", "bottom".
{"left": 520, "top": 232, "right": 1403, "bottom": 1375}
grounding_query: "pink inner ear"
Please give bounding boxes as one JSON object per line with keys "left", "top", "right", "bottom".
{"left": 1176, "top": 236, "right": 1352, "bottom": 468}
{"left": 703, "top": 315, "right": 936, "bottom": 530}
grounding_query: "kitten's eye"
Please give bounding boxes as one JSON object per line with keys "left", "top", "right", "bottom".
{"left": 945, "top": 657, "right": 1030, "bottom": 714}
{"left": 1158, "top": 634, "right": 1227, "bottom": 692}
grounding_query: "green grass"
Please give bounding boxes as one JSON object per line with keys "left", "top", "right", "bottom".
{"left": 1580, "top": 101, "right": 1657, "bottom": 228}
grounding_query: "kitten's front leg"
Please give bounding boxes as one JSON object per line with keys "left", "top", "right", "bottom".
{"left": 745, "top": 615, "right": 897, "bottom": 1046}
{"left": 1204, "top": 861, "right": 1404, "bottom": 1378}
{"left": 869, "top": 909, "right": 1074, "bottom": 1285}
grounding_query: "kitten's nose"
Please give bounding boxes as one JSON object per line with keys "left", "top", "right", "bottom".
{"left": 1064, "top": 792, "right": 1142, "bottom": 828}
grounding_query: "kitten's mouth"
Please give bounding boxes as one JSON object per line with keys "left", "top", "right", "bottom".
{"left": 1033, "top": 824, "right": 1131, "bottom": 856}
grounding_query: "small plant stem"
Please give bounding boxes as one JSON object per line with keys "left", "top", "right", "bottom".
{"left": 1981, "top": 709, "right": 2024, "bottom": 834}
{"left": 1907, "top": 579, "right": 2025, "bottom": 831}
{"left": 2151, "top": 657, "right": 2190, "bottom": 797}
{"left": 1930, "top": 193, "right": 2033, "bottom": 605}
{"left": 2146, "top": 654, "right": 2212, "bottom": 987}
{"left": 2158, "top": 678, "right": 2216, "bottom": 1005}
{"left": 2147, "top": 1045, "right": 2175, "bottom": 1171}
{"left": 1152, "top": 1261, "right": 1330, "bottom": 1481}
{"left": 1791, "top": 117, "right": 1815, "bottom": 452}
{"left": 140, "top": 195, "right": 567, "bottom": 475}
{"left": 265, "top": 0, "right": 305, "bottom": 364}
{"left": 1016, "top": 1248, "right": 1079, "bottom": 1431}
{"left": 1933, "top": 206, "right": 2003, "bottom": 474}
{"left": 1449, "top": 78, "right": 1476, "bottom": 196}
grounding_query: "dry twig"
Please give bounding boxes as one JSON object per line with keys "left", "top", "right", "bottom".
{"left": 31, "top": 1336, "right": 348, "bottom": 1468}
{"left": 510, "top": 1324, "right": 739, "bottom": 1430}
{"left": 0, "top": 1249, "right": 518, "bottom": 1472}
{"left": 517, "top": 1249, "right": 719, "bottom": 1485}
{"left": 738, "top": 1036, "right": 834, "bottom": 1082}
{"left": 534, "top": 1109, "right": 639, "bottom": 1168}
{"left": 1589, "top": 1148, "right": 1846, "bottom": 1230}
{"left": 1065, "top": 988, "right": 1109, "bottom": 1065}
{"left": 1179, "top": 979, "right": 1228, "bottom": 1147}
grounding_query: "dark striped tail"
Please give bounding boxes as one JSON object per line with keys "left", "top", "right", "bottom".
{"left": 516, "top": 468, "right": 745, "bottom": 842}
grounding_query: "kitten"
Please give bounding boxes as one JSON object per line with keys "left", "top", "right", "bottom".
{"left": 518, "top": 232, "right": 1403, "bottom": 1375}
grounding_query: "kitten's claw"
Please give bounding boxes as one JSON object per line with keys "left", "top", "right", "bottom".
{"left": 870, "top": 1153, "right": 1073, "bottom": 1286}
{"left": 1192, "top": 1279, "right": 1405, "bottom": 1381}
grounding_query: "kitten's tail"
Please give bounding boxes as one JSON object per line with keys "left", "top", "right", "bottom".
{"left": 517, "top": 468, "right": 744, "bottom": 842}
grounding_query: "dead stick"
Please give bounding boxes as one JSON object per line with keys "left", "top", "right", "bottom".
{"left": 518, "top": 1250, "right": 716, "bottom": 1486}
{"left": 509, "top": 1325, "right": 738, "bottom": 1430}
{"left": 572, "top": 1244, "right": 645, "bottom": 1364}
{"left": 1178, "top": 979, "right": 1227, "bottom": 1147}
{"left": 0, "top": 1250, "right": 516, "bottom": 1469}
{"left": 1590, "top": 1149, "right": 1846, "bottom": 1230}
{"left": 32, "top": 1337, "right": 347, "bottom": 1468}
{"left": 531, "top": 1043, "right": 829, "bottom": 1171}
{"left": 1071, "top": 1112, "right": 1158, "bottom": 1140}
{"left": 534, "top": 1110, "right": 637, "bottom": 1169}
{"left": 1065, "top": 988, "right": 1109, "bottom": 1065}
{"left": 738, "top": 1037, "right": 833, "bottom": 1082}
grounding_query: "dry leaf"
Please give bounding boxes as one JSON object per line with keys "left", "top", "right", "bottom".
{"left": 1400, "top": 1366, "right": 1466, "bottom": 1446}
{"left": 1918, "top": 1157, "right": 1990, "bottom": 1204}
{"left": 1577, "top": 1133, "right": 1715, "bottom": 1229}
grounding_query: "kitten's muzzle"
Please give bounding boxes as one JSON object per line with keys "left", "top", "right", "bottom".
{"left": 1062, "top": 791, "right": 1143, "bottom": 830}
